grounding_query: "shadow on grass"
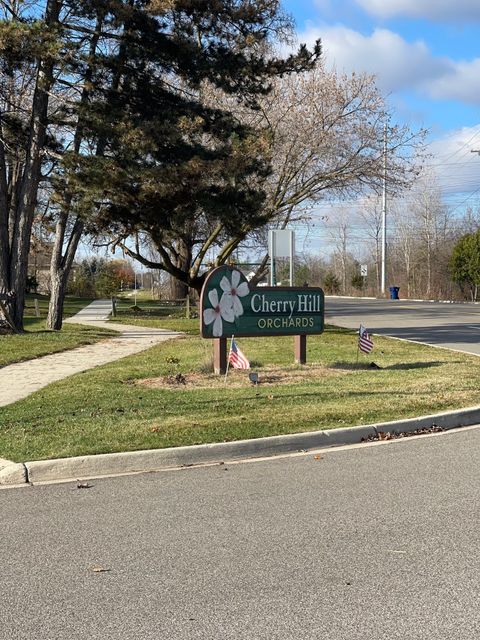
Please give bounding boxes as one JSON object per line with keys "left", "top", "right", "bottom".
{"left": 383, "top": 361, "right": 449, "bottom": 370}
{"left": 331, "top": 361, "right": 383, "bottom": 370}
{"left": 147, "top": 388, "right": 418, "bottom": 406}
{"left": 331, "top": 360, "right": 449, "bottom": 371}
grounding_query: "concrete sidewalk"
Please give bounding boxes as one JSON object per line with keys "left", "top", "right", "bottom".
{"left": 0, "top": 300, "right": 180, "bottom": 408}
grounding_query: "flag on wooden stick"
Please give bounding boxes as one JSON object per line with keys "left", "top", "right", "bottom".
{"left": 358, "top": 325, "right": 374, "bottom": 354}
{"left": 229, "top": 338, "right": 250, "bottom": 369}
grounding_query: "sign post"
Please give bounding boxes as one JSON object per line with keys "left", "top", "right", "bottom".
{"left": 201, "top": 266, "right": 324, "bottom": 373}
{"left": 294, "top": 335, "right": 307, "bottom": 364}
{"left": 214, "top": 337, "right": 228, "bottom": 375}
{"left": 360, "top": 265, "right": 368, "bottom": 292}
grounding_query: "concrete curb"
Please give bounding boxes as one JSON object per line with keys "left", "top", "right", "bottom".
{"left": 0, "top": 462, "right": 27, "bottom": 485}
{"left": 1, "top": 405, "right": 479, "bottom": 486}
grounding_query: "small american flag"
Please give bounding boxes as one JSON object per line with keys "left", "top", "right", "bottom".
{"left": 358, "top": 325, "right": 374, "bottom": 354}
{"left": 229, "top": 338, "right": 250, "bottom": 369}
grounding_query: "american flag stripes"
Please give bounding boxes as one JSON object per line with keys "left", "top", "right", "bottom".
{"left": 358, "top": 325, "right": 374, "bottom": 354}
{"left": 228, "top": 338, "right": 250, "bottom": 369}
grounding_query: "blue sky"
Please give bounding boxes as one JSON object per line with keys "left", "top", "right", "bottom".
{"left": 282, "top": 0, "right": 480, "bottom": 201}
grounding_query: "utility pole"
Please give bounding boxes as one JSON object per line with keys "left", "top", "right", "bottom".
{"left": 381, "top": 122, "right": 388, "bottom": 295}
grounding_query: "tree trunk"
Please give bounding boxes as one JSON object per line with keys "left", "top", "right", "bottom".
{"left": 46, "top": 215, "right": 84, "bottom": 330}
{"left": 170, "top": 276, "right": 189, "bottom": 299}
{"left": 406, "top": 259, "right": 411, "bottom": 298}
{"left": 426, "top": 242, "right": 432, "bottom": 299}
{"left": 47, "top": 272, "right": 67, "bottom": 330}
{"left": 341, "top": 231, "right": 347, "bottom": 294}
{"left": 0, "top": 0, "right": 61, "bottom": 331}
{"left": 169, "top": 238, "right": 192, "bottom": 299}
{"left": 45, "top": 12, "right": 104, "bottom": 330}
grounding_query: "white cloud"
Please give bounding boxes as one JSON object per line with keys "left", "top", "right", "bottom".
{"left": 302, "top": 26, "right": 447, "bottom": 92}
{"left": 356, "top": 0, "right": 480, "bottom": 21}
{"left": 428, "top": 60, "right": 480, "bottom": 104}
{"left": 297, "top": 25, "right": 480, "bottom": 105}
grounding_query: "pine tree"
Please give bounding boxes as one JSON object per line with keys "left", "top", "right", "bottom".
{"left": 450, "top": 230, "right": 480, "bottom": 301}
{"left": 67, "top": 0, "right": 319, "bottom": 293}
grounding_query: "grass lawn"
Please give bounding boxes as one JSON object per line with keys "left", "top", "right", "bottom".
{"left": 112, "top": 294, "right": 195, "bottom": 328}
{"left": 0, "top": 295, "right": 116, "bottom": 367}
{"left": 0, "top": 324, "right": 479, "bottom": 462}
{"left": 115, "top": 289, "right": 162, "bottom": 303}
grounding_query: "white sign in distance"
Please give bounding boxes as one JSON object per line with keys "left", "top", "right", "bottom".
{"left": 360, "top": 265, "right": 368, "bottom": 277}
{"left": 268, "top": 229, "right": 295, "bottom": 258}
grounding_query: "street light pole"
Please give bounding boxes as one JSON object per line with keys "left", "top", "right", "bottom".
{"left": 381, "top": 122, "right": 388, "bottom": 295}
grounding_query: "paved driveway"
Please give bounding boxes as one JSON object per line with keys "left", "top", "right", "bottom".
{"left": 326, "top": 297, "right": 480, "bottom": 355}
{"left": 1, "top": 427, "right": 479, "bottom": 639}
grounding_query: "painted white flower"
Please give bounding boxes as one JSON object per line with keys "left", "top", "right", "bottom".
{"left": 220, "top": 270, "right": 249, "bottom": 318}
{"left": 203, "top": 288, "right": 234, "bottom": 337}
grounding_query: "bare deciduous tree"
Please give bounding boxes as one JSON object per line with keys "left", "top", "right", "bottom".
{"left": 386, "top": 173, "right": 458, "bottom": 299}
{"left": 357, "top": 195, "right": 383, "bottom": 290}
{"left": 121, "top": 63, "right": 425, "bottom": 291}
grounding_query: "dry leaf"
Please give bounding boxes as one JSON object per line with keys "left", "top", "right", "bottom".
{"left": 90, "top": 565, "right": 111, "bottom": 573}
{"left": 363, "top": 425, "right": 445, "bottom": 443}
{"left": 76, "top": 482, "right": 92, "bottom": 489}
{"left": 314, "top": 454, "right": 322, "bottom": 460}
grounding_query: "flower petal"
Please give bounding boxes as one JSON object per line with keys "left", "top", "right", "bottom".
{"left": 236, "top": 282, "right": 249, "bottom": 297}
{"left": 220, "top": 276, "right": 231, "bottom": 293}
{"left": 220, "top": 295, "right": 235, "bottom": 322}
{"left": 213, "top": 315, "right": 223, "bottom": 337}
{"left": 220, "top": 291, "right": 233, "bottom": 307}
{"left": 208, "top": 288, "right": 219, "bottom": 307}
{"left": 231, "top": 270, "right": 241, "bottom": 289}
{"left": 203, "top": 308, "right": 216, "bottom": 325}
{"left": 233, "top": 296, "right": 244, "bottom": 317}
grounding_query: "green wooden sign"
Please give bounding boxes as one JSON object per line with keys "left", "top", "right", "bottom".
{"left": 200, "top": 266, "right": 324, "bottom": 338}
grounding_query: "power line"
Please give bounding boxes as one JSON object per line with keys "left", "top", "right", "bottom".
{"left": 294, "top": 187, "right": 480, "bottom": 209}
{"left": 449, "top": 185, "right": 480, "bottom": 216}
{"left": 429, "top": 127, "right": 480, "bottom": 164}
{"left": 429, "top": 160, "right": 480, "bottom": 167}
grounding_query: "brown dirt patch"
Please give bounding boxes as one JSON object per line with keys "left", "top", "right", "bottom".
{"left": 136, "top": 364, "right": 350, "bottom": 390}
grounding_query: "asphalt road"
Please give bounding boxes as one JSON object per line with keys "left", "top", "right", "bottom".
{"left": 325, "top": 296, "right": 480, "bottom": 355}
{"left": 1, "top": 428, "right": 479, "bottom": 640}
